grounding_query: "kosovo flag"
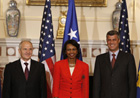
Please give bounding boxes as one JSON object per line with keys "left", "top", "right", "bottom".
{"left": 137, "top": 62, "right": 140, "bottom": 98}
{"left": 60, "top": 0, "right": 82, "bottom": 60}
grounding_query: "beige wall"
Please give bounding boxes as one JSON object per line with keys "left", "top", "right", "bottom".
{"left": 0, "top": 0, "right": 139, "bottom": 40}
{"left": 1, "top": 0, "right": 140, "bottom": 69}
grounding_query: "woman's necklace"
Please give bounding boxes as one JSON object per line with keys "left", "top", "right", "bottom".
{"left": 68, "top": 59, "right": 76, "bottom": 67}
{"left": 69, "top": 64, "right": 75, "bottom": 67}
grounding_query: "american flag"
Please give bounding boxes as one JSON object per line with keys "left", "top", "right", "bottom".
{"left": 38, "top": 0, "right": 55, "bottom": 97}
{"left": 119, "top": 0, "right": 130, "bottom": 53}
{"left": 60, "top": 0, "right": 82, "bottom": 60}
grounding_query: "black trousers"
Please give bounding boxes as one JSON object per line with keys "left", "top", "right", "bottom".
{"left": 89, "top": 76, "right": 93, "bottom": 98}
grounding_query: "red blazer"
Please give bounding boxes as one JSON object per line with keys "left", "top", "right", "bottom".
{"left": 53, "top": 59, "right": 89, "bottom": 98}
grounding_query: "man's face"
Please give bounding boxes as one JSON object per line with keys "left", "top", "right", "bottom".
{"left": 19, "top": 41, "right": 33, "bottom": 61}
{"left": 107, "top": 34, "right": 120, "bottom": 53}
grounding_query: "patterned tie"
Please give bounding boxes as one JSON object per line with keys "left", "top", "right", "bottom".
{"left": 111, "top": 54, "right": 116, "bottom": 68}
{"left": 24, "top": 62, "right": 29, "bottom": 80}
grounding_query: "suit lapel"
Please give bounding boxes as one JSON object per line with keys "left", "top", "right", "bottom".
{"left": 65, "top": 59, "right": 72, "bottom": 77}
{"left": 71, "top": 59, "right": 79, "bottom": 77}
{"left": 113, "top": 51, "right": 123, "bottom": 70}
{"left": 105, "top": 52, "right": 112, "bottom": 71}
{"left": 65, "top": 59, "right": 78, "bottom": 77}
{"left": 28, "top": 59, "right": 36, "bottom": 81}
{"left": 15, "top": 59, "right": 26, "bottom": 81}
{"left": 15, "top": 59, "right": 36, "bottom": 82}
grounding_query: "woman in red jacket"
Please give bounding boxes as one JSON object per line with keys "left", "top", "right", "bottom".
{"left": 53, "top": 40, "right": 89, "bottom": 98}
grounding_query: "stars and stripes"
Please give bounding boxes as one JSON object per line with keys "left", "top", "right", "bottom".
{"left": 119, "top": 0, "right": 130, "bottom": 53}
{"left": 38, "top": 0, "right": 55, "bottom": 97}
{"left": 60, "top": 0, "right": 82, "bottom": 60}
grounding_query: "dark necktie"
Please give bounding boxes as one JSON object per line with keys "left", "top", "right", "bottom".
{"left": 111, "top": 54, "right": 116, "bottom": 68}
{"left": 24, "top": 62, "right": 29, "bottom": 80}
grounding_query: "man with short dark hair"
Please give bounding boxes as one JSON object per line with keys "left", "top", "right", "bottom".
{"left": 93, "top": 30, "right": 136, "bottom": 98}
{"left": 2, "top": 40, "right": 47, "bottom": 98}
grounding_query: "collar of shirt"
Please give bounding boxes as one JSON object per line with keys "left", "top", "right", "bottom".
{"left": 20, "top": 59, "right": 31, "bottom": 72}
{"left": 109, "top": 50, "right": 119, "bottom": 62}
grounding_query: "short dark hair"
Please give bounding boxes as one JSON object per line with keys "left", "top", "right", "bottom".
{"left": 106, "top": 30, "right": 120, "bottom": 39}
{"left": 62, "top": 40, "right": 80, "bottom": 59}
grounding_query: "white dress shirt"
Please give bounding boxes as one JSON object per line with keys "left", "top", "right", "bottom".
{"left": 20, "top": 59, "right": 31, "bottom": 72}
{"left": 109, "top": 50, "right": 119, "bottom": 62}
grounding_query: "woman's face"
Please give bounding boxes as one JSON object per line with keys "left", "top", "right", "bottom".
{"left": 66, "top": 44, "right": 78, "bottom": 59}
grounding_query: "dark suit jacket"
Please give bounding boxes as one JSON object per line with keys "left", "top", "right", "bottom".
{"left": 53, "top": 59, "right": 89, "bottom": 98}
{"left": 2, "top": 59, "right": 47, "bottom": 98}
{"left": 93, "top": 51, "right": 136, "bottom": 98}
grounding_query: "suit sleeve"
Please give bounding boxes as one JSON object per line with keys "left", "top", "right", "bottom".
{"left": 2, "top": 64, "right": 11, "bottom": 98}
{"left": 82, "top": 64, "right": 89, "bottom": 98}
{"left": 93, "top": 56, "right": 101, "bottom": 98}
{"left": 52, "top": 62, "right": 60, "bottom": 97}
{"left": 128, "top": 54, "right": 136, "bottom": 98}
{"left": 40, "top": 63, "right": 47, "bottom": 98}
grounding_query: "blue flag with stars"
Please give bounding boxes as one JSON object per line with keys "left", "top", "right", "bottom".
{"left": 60, "top": 0, "right": 82, "bottom": 60}
{"left": 137, "top": 62, "right": 140, "bottom": 98}
{"left": 119, "top": 0, "right": 130, "bottom": 53}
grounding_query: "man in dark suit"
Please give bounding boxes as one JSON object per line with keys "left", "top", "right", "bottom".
{"left": 93, "top": 30, "right": 136, "bottom": 98}
{"left": 2, "top": 40, "right": 47, "bottom": 98}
